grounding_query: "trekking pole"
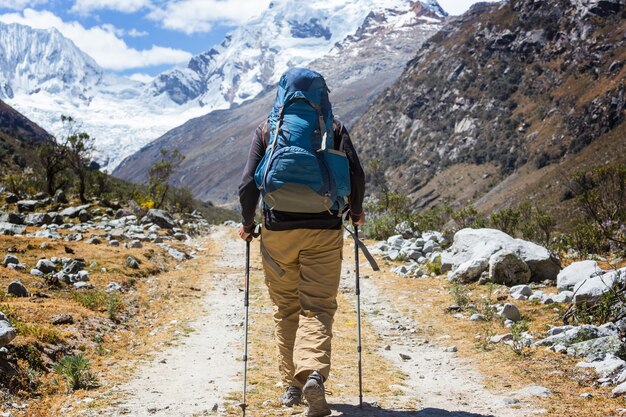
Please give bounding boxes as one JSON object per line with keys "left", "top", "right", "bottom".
{"left": 353, "top": 225, "right": 363, "bottom": 409}
{"left": 240, "top": 235, "right": 252, "bottom": 417}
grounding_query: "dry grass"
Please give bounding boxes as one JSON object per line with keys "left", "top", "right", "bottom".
{"left": 370, "top": 254, "right": 626, "bottom": 417}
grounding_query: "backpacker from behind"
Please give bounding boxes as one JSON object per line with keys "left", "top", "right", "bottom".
{"left": 254, "top": 68, "right": 350, "bottom": 214}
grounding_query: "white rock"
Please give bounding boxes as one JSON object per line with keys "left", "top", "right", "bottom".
{"left": 449, "top": 258, "right": 488, "bottom": 283}
{"left": 573, "top": 267, "right": 626, "bottom": 305}
{"left": 557, "top": 260, "right": 603, "bottom": 292}
{"left": 498, "top": 303, "right": 521, "bottom": 322}
{"left": 441, "top": 228, "right": 560, "bottom": 281}
{"left": 510, "top": 284, "right": 533, "bottom": 299}
{"left": 488, "top": 250, "right": 531, "bottom": 286}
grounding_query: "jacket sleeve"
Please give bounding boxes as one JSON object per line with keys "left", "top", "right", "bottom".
{"left": 238, "top": 124, "right": 265, "bottom": 231}
{"left": 335, "top": 122, "right": 365, "bottom": 219}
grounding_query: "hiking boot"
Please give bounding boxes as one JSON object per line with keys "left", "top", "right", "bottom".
{"left": 279, "top": 385, "right": 302, "bottom": 407}
{"left": 302, "top": 371, "right": 331, "bottom": 417}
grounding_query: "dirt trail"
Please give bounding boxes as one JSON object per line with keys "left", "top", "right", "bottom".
{"left": 99, "top": 228, "right": 535, "bottom": 417}
{"left": 337, "top": 257, "right": 531, "bottom": 417}
{"left": 103, "top": 229, "right": 245, "bottom": 416}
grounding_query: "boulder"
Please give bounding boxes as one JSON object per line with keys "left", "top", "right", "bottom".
{"left": 449, "top": 258, "right": 488, "bottom": 283}
{"left": 168, "top": 247, "right": 187, "bottom": 261}
{"left": 552, "top": 291, "right": 574, "bottom": 303}
{"left": 573, "top": 267, "right": 626, "bottom": 305}
{"left": 62, "top": 260, "right": 86, "bottom": 275}
{"left": 510, "top": 285, "right": 533, "bottom": 300}
{"left": 488, "top": 250, "right": 531, "bottom": 286}
{"left": 7, "top": 281, "right": 29, "bottom": 297}
{"left": 557, "top": 260, "right": 603, "bottom": 292}
{"left": 577, "top": 355, "right": 626, "bottom": 379}
{"left": 498, "top": 303, "right": 521, "bottom": 322}
{"left": 53, "top": 189, "right": 68, "bottom": 204}
{"left": 115, "top": 208, "right": 132, "bottom": 219}
{"left": 441, "top": 229, "right": 560, "bottom": 282}
{"left": 30, "top": 269, "right": 44, "bottom": 277}
{"left": 126, "top": 256, "right": 140, "bottom": 269}
{"left": 567, "top": 336, "right": 624, "bottom": 360}
{"left": 0, "top": 222, "right": 26, "bottom": 236}
{"left": 0, "top": 212, "right": 24, "bottom": 224}
{"left": 24, "top": 213, "right": 52, "bottom": 226}
{"left": 0, "top": 318, "right": 16, "bottom": 348}
{"left": 572, "top": 0, "right": 624, "bottom": 18}
{"left": 16, "top": 200, "right": 37, "bottom": 212}
{"left": 36, "top": 259, "right": 56, "bottom": 274}
{"left": 78, "top": 209, "right": 91, "bottom": 223}
{"left": 141, "top": 209, "right": 176, "bottom": 229}
{"left": 534, "top": 324, "right": 618, "bottom": 347}
{"left": 2, "top": 255, "right": 19, "bottom": 267}
{"left": 50, "top": 313, "right": 74, "bottom": 325}
{"left": 59, "top": 204, "right": 91, "bottom": 218}
{"left": 5, "top": 193, "right": 18, "bottom": 204}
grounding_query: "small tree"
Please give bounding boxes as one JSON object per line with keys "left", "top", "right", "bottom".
{"left": 148, "top": 149, "right": 185, "bottom": 209}
{"left": 38, "top": 137, "right": 69, "bottom": 196}
{"left": 62, "top": 115, "right": 95, "bottom": 203}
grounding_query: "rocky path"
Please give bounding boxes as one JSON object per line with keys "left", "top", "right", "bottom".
{"left": 100, "top": 229, "right": 534, "bottom": 417}
{"left": 337, "top": 258, "right": 531, "bottom": 417}
{"left": 103, "top": 229, "right": 244, "bottom": 416}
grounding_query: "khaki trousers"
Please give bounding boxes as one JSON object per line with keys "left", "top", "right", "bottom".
{"left": 260, "top": 228, "right": 343, "bottom": 387}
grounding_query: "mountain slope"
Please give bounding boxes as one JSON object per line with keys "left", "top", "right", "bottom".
{"left": 0, "top": 99, "right": 53, "bottom": 170}
{"left": 113, "top": 0, "right": 446, "bottom": 204}
{"left": 350, "top": 0, "right": 626, "bottom": 215}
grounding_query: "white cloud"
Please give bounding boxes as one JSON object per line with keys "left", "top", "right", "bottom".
{"left": 148, "top": 0, "right": 270, "bottom": 34}
{"left": 0, "top": 0, "right": 47, "bottom": 10}
{"left": 71, "top": 0, "right": 151, "bottom": 14}
{"left": 129, "top": 73, "right": 154, "bottom": 83}
{"left": 127, "top": 28, "right": 148, "bottom": 37}
{"left": 0, "top": 9, "right": 192, "bottom": 71}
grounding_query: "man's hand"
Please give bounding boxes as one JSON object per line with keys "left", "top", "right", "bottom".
{"left": 352, "top": 211, "right": 366, "bottom": 227}
{"left": 239, "top": 224, "right": 252, "bottom": 241}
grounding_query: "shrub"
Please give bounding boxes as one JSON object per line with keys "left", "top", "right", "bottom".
{"left": 54, "top": 354, "right": 98, "bottom": 391}
{"left": 490, "top": 208, "right": 521, "bottom": 236}
{"left": 510, "top": 320, "right": 530, "bottom": 355}
{"left": 449, "top": 282, "right": 470, "bottom": 307}
{"left": 568, "top": 164, "right": 626, "bottom": 253}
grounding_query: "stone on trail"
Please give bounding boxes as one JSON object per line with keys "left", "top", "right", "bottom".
{"left": 516, "top": 385, "right": 552, "bottom": 398}
{"left": 17, "top": 200, "right": 37, "bottom": 212}
{"left": 399, "top": 353, "right": 412, "bottom": 361}
{"left": 557, "top": 260, "right": 603, "bottom": 292}
{"left": 7, "top": 281, "right": 29, "bottom": 297}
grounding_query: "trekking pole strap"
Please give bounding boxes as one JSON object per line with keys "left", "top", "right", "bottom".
{"left": 343, "top": 224, "right": 380, "bottom": 271}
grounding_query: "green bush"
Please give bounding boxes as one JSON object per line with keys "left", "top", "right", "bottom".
{"left": 54, "top": 354, "right": 98, "bottom": 391}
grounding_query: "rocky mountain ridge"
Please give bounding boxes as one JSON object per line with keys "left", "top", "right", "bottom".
{"left": 351, "top": 0, "right": 626, "bottom": 215}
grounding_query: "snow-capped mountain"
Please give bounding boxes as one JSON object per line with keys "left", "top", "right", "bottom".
{"left": 0, "top": 0, "right": 447, "bottom": 172}
{"left": 0, "top": 22, "right": 102, "bottom": 100}
{"left": 0, "top": 21, "right": 206, "bottom": 170}
{"left": 147, "top": 0, "right": 446, "bottom": 110}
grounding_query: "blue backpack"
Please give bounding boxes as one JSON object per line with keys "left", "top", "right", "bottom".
{"left": 254, "top": 68, "right": 350, "bottom": 213}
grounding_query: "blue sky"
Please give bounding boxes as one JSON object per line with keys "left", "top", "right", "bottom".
{"left": 0, "top": 0, "right": 497, "bottom": 80}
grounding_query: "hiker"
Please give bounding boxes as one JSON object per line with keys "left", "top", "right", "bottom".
{"left": 238, "top": 68, "right": 365, "bottom": 417}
